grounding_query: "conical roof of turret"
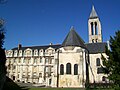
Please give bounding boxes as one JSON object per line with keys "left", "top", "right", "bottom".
{"left": 89, "top": 5, "right": 98, "bottom": 19}
{"left": 62, "top": 26, "right": 86, "bottom": 48}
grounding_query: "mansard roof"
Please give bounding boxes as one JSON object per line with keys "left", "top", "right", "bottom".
{"left": 85, "top": 42, "right": 107, "bottom": 54}
{"left": 12, "top": 44, "right": 61, "bottom": 51}
{"left": 11, "top": 42, "right": 107, "bottom": 54}
{"left": 61, "top": 26, "right": 86, "bottom": 48}
{"left": 89, "top": 5, "right": 98, "bottom": 19}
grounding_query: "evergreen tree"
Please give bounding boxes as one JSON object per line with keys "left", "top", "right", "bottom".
{"left": 102, "top": 30, "right": 120, "bottom": 88}
{"left": 0, "top": 19, "right": 6, "bottom": 90}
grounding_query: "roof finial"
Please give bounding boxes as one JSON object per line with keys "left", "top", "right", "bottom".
{"left": 92, "top": 5, "right": 95, "bottom": 10}
{"left": 89, "top": 5, "right": 98, "bottom": 19}
{"left": 70, "top": 26, "right": 74, "bottom": 31}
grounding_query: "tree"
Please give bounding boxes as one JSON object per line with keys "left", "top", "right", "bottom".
{"left": 0, "top": 19, "right": 6, "bottom": 90}
{"left": 102, "top": 30, "right": 120, "bottom": 88}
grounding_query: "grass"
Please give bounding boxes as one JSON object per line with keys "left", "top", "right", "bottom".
{"left": 28, "top": 88, "right": 81, "bottom": 90}
{"left": 2, "top": 77, "right": 114, "bottom": 90}
{"left": 28, "top": 88, "right": 114, "bottom": 90}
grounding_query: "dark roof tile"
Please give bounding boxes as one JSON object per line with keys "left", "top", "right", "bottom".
{"left": 85, "top": 42, "right": 107, "bottom": 54}
{"left": 12, "top": 44, "right": 61, "bottom": 51}
{"left": 62, "top": 26, "right": 86, "bottom": 48}
{"left": 89, "top": 5, "right": 98, "bottom": 19}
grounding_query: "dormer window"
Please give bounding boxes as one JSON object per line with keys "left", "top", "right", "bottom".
{"left": 24, "top": 49, "right": 32, "bottom": 57}
{"left": 14, "top": 50, "right": 17, "bottom": 57}
{"left": 39, "top": 49, "right": 43, "bottom": 55}
{"left": 7, "top": 51, "right": 13, "bottom": 57}
{"left": 34, "top": 49, "right": 38, "bottom": 56}
{"left": 41, "top": 50, "right": 43, "bottom": 52}
{"left": 19, "top": 50, "right": 22, "bottom": 56}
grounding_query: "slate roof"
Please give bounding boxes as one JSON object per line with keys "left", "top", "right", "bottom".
{"left": 11, "top": 42, "right": 107, "bottom": 54}
{"left": 89, "top": 5, "right": 98, "bottom": 19}
{"left": 12, "top": 44, "right": 61, "bottom": 51}
{"left": 61, "top": 26, "right": 86, "bottom": 48}
{"left": 85, "top": 42, "right": 107, "bottom": 54}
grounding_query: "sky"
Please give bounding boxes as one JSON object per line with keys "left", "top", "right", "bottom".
{"left": 0, "top": 0, "right": 120, "bottom": 49}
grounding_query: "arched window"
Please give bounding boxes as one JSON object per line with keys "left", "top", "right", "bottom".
{"left": 66, "top": 63, "right": 71, "bottom": 74}
{"left": 95, "top": 22, "right": 98, "bottom": 35}
{"left": 96, "top": 58, "right": 100, "bottom": 66}
{"left": 102, "top": 76, "right": 106, "bottom": 81}
{"left": 74, "top": 64, "right": 78, "bottom": 75}
{"left": 39, "top": 73, "right": 42, "bottom": 77}
{"left": 96, "top": 39, "right": 98, "bottom": 43}
{"left": 40, "top": 58, "right": 42, "bottom": 63}
{"left": 60, "top": 64, "right": 64, "bottom": 75}
{"left": 23, "top": 59, "right": 25, "bottom": 63}
{"left": 34, "top": 50, "right": 38, "bottom": 56}
{"left": 34, "top": 58, "right": 37, "bottom": 63}
{"left": 91, "top": 22, "right": 94, "bottom": 35}
{"left": 92, "top": 39, "right": 94, "bottom": 43}
{"left": 28, "top": 58, "right": 31, "bottom": 64}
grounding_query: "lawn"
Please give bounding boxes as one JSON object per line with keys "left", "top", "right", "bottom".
{"left": 28, "top": 88, "right": 114, "bottom": 90}
{"left": 3, "top": 77, "right": 114, "bottom": 90}
{"left": 28, "top": 88, "right": 82, "bottom": 90}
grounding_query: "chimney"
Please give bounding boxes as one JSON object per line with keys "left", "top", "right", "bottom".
{"left": 49, "top": 42, "right": 52, "bottom": 45}
{"left": 18, "top": 44, "right": 22, "bottom": 50}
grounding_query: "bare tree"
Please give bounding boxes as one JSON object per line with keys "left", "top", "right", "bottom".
{"left": 0, "top": 19, "right": 6, "bottom": 90}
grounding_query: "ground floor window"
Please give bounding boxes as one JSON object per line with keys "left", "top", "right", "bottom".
{"left": 60, "top": 64, "right": 64, "bottom": 75}
{"left": 74, "top": 64, "right": 78, "bottom": 75}
{"left": 66, "top": 63, "right": 71, "bottom": 74}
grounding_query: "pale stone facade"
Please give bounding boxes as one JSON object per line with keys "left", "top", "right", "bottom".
{"left": 5, "top": 6, "right": 108, "bottom": 88}
{"left": 58, "top": 46, "right": 88, "bottom": 87}
{"left": 88, "top": 6, "right": 102, "bottom": 43}
{"left": 5, "top": 46, "right": 58, "bottom": 86}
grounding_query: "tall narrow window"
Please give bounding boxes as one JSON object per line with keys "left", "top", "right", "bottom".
{"left": 66, "top": 63, "right": 71, "bottom": 74}
{"left": 34, "top": 58, "right": 37, "bottom": 63}
{"left": 28, "top": 58, "right": 31, "bottom": 64}
{"left": 96, "top": 58, "right": 100, "bottom": 66}
{"left": 74, "top": 64, "right": 78, "bottom": 75}
{"left": 39, "top": 73, "right": 42, "bottom": 77}
{"left": 91, "top": 22, "right": 94, "bottom": 35}
{"left": 97, "top": 67, "right": 104, "bottom": 74}
{"left": 40, "top": 58, "right": 42, "bottom": 63}
{"left": 96, "top": 39, "right": 98, "bottom": 43}
{"left": 95, "top": 22, "right": 98, "bottom": 35}
{"left": 18, "top": 59, "right": 21, "bottom": 63}
{"left": 92, "top": 39, "right": 94, "bottom": 43}
{"left": 45, "top": 58, "right": 48, "bottom": 64}
{"left": 23, "top": 59, "right": 25, "bottom": 63}
{"left": 102, "top": 76, "right": 106, "bottom": 81}
{"left": 60, "top": 64, "right": 64, "bottom": 75}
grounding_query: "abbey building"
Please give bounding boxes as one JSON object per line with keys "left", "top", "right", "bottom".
{"left": 5, "top": 6, "right": 108, "bottom": 87}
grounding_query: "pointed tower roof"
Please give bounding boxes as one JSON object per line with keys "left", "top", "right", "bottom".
{"left": 89, "top": 5, "right": 98, "bottom": 19}
{"left": 62, "top": 26, "right": 86, "bottom": 48}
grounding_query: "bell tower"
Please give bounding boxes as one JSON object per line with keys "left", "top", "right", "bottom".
{"left": 88, "top": 5, "right": 102, "bottom": 43}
